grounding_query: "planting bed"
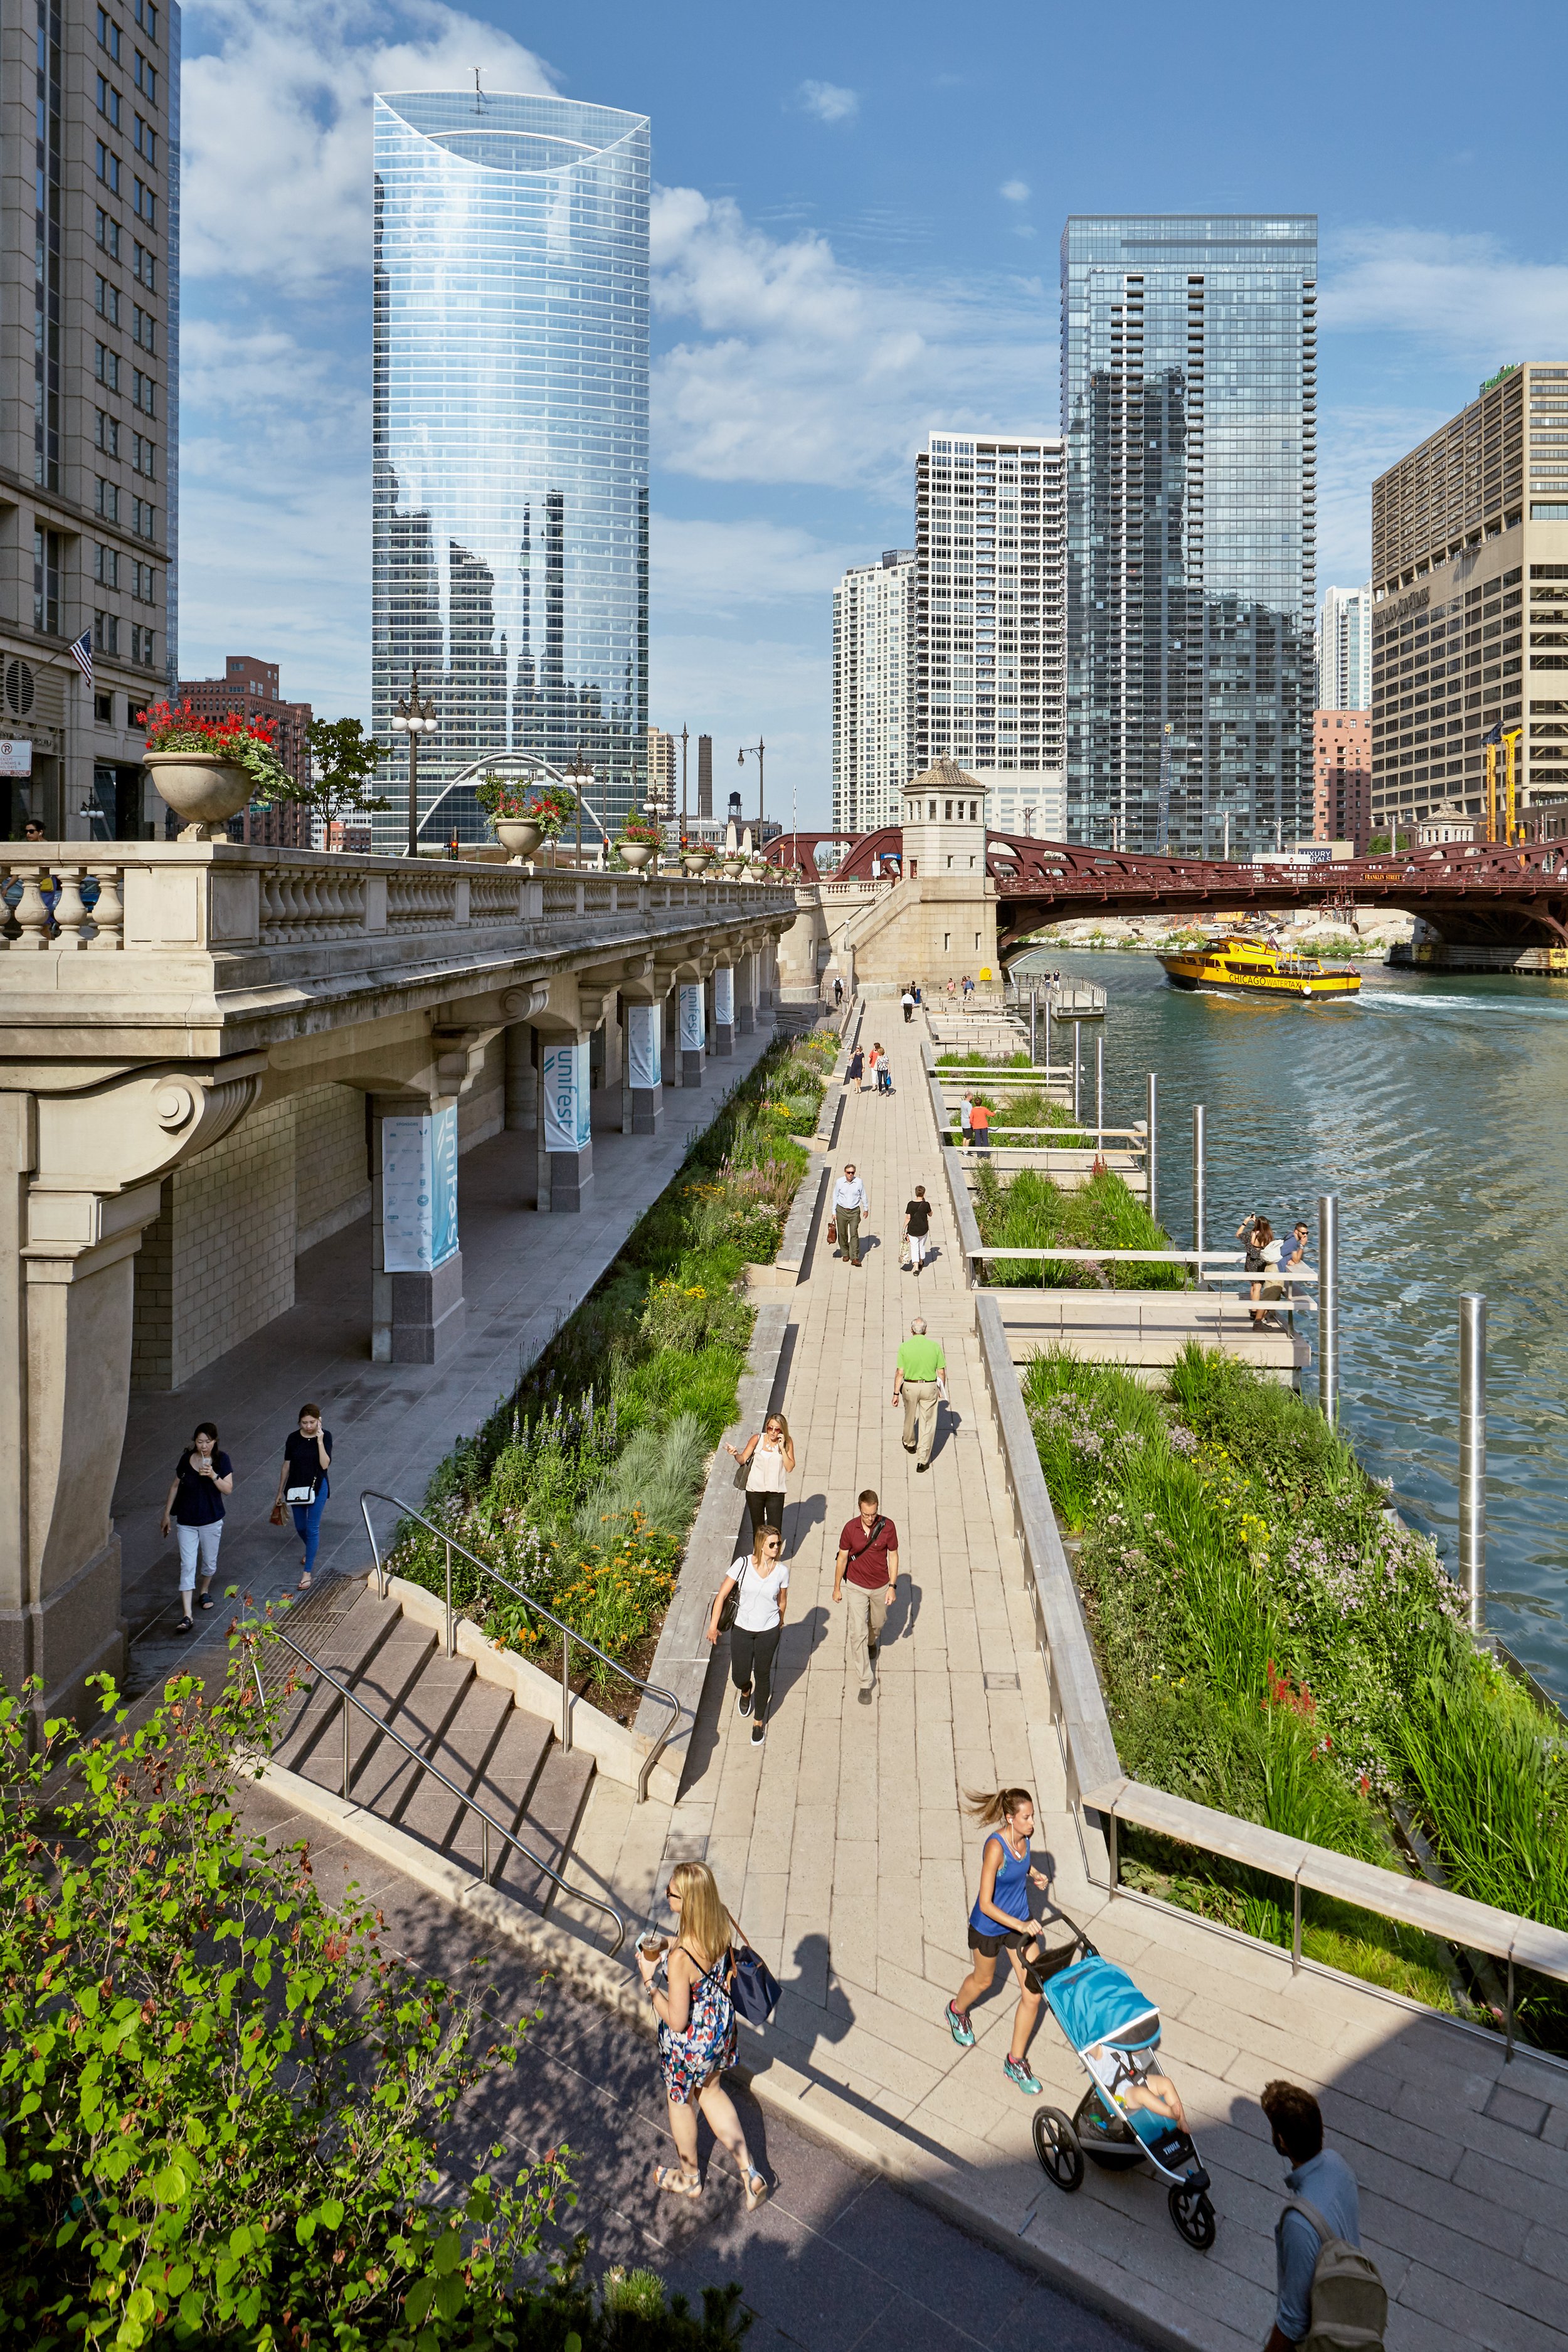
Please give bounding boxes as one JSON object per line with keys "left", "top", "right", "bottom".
{"left": 1027, "top": 1345, "right": 1568, "bottom": 2048}
{"left": 386, "top": 1029, "right": 837, "bottom": 1707}
{"left": 973, "top": 1163, "right": 1185, "bottom": 1291}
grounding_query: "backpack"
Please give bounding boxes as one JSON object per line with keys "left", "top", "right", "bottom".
{"left": 1287, "top": 2197, "right": 1387, "bottom": 2351}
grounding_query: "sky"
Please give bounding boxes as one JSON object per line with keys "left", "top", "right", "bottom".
{"left": 177, "top": 0, "right": 1568, "bottom": 829}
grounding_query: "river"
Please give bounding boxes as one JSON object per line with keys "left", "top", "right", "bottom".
{"left": 1011, "top": 945, "right": 1568, "bottom": 1704}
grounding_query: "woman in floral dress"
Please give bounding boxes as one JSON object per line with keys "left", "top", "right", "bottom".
{"left": 637, "top": 1860, "right": 769, "bottom": 2208}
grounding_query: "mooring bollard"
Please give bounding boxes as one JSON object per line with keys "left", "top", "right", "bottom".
{"left": 1146, "top": 1071, "right": 1158, "bottom": 1223}
{"left": 1318, "top": 1192, "right": 1339, "bottom": 1424}
{"left": 1459, "top": 1291, "right": 1486, "bottom": 1634}
{"left": 1192, "top": 1103, "right": 1206, "bottom": 1283}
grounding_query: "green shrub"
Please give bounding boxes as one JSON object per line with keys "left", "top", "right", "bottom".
{"left": 975, "top": 1165, "right": 1185, "bottom": 1290}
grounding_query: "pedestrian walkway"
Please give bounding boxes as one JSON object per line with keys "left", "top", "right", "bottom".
{"left": 573, "top": 1007, "right": 1568, "bottom": 2352}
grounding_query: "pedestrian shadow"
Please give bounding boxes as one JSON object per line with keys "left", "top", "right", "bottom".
{"left": 883, "top": 1576, "right": 921, "bottom": 1646}
{"left": 785, "top": 1490, "right": 829, "bottom": 1551}
{"left": 770, "top": 1602, "right": 826, "bottom": 1712}
{"left": 930, "top": 1405, "right": 961, "bottom": 1462}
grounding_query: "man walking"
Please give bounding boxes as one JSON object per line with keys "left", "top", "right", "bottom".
{"left": 834, "top": 976, "right": 844, "bottom": 1008}
{"left": 901, "top": 987, "right": 914, "bottom": 1024}
{"left": 832, "top": 1162, "right": 868, "bottom": 1266}
{"left": 834, "top": 1488, "right": 899, "bottom": 1703}
{"left": 1261, "top": 2080, "right": 1378, "bottom": 2352}
{"left": 893, "top": 1316, "right": 947, "bottom": 1471}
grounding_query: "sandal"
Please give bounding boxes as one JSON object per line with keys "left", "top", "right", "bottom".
{"left": 653, "top": 2164, "right": 702, "bottom": 2199}
{"left": 743, "top": 2169, "right": 770, "bottom": 2213}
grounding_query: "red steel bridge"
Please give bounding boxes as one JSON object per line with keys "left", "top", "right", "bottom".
{"left": 765, "top": 830, "right": 1568, "bottom": 963}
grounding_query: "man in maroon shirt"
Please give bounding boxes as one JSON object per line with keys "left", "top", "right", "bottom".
{"left": 833, "top": 1487, "right": 900, "bottom": 1704}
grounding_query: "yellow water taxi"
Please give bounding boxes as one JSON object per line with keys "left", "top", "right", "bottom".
{"left": 1157, "top": 935, "right": 1362, "bottom": 1000}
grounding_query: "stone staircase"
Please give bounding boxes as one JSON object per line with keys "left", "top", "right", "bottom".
{"left": 267, "top": 1579, "right": 595, "bottom": 1914}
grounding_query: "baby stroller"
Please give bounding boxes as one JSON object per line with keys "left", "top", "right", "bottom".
{"left": 1030, "top": 1936, "right": 1217, "bottom": 2250}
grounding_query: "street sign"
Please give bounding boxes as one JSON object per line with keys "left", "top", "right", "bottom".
{"left": 0, "top": 740, "right": 34, "bottom": 776}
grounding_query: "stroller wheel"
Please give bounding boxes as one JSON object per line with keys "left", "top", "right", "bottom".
{"left": 1032, "top": 2107, "right": 1084, "bottom": 2193}
{"left": 1168, "top": 2182, "right": 1216, "bottom": 2250}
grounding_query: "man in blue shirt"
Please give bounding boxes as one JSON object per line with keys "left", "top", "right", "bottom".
{"left": 1261, "top": 2079, "right": 1362, "bottom": 2349}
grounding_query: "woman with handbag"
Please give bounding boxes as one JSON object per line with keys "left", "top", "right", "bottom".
{"left": 724, "top": 1412, "right": 793, "bottom": 1538}
{"left": 707, "top": 1524, "right": 788, "bottom": 1748}
{"left": 159, "top": 1421, "right": 233, "bottom": 1631}
{"left": 272, "top": 1404, "right": 332, "bottom": 1587}
{"left": 637, "top": 1859, "right": 769, "bottom": 2210}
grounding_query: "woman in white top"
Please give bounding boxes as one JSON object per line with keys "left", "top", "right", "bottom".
{"left": 707, "top": 1525, "right": 789, "bottom": 1749}
{"left": 725, "top": 1411, "right": 795, "bottom": 1539}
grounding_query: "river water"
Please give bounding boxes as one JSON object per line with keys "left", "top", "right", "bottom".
{"left": 1012, "top": 945, "right": 1568, "bottom": 1703}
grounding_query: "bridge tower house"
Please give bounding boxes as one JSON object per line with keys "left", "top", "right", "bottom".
{"left": 893, "top": 758, "right": 1000, "bottom": 997}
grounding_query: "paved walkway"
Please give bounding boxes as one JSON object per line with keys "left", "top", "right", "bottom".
{"left": 113, "top": 1030, "right": 777, "bottom": 1695}
{"left": 573, "top": 1012, "right": 1568, "bottom": 2352}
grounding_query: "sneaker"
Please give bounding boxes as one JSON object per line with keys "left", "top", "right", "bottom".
{"left": 857, "top": 1684, "right": 873, "bottom": 1706}
{"left": 916, "top": 1461, "right": 930, "bottom": 1474}
{"left": 750, "top": 1719, "right": 766, "bottom": 1747}
{"left": 867, "top": 1640, "right": 879, "bottom": 1660}
{"left": 736, "top": 1686, "right": 753, "bottom": 1719}
{"left": 946, "top": 2001, "right": 975, "bottom": 2048}
{"left": 1004, "top": 2056, "right": 1043, "bottom": 2096}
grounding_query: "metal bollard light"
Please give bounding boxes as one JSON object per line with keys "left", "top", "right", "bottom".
{"left": 1192, "top": 1104, "right": 1206, "bottom": 1285}
{"left": 1073, "top": 1020, "right": 1082, "bottom": 1123}
{"left": 1029, "top": 986, "right": 1039, "bottom": 1064}
{"left": 1459, "top": 1292, "right": 1486, "bottom": 1634}
{"left": 1045, "top": 993, "right": 1052, "bottom": 1079}
{"left": 1146, "top": 1071, "right": 1159, "bottom": 1224}
{"left": 1318, "top": 1193, "right": 1340, "bottom": 1424}
{"left": 1094, "top": 1031, "right": 1104, "bottom": 1153}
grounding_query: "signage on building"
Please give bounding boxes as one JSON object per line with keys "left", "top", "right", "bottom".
{"left": 541, "top": 1039, "right": 591, "bottom": 1155}
{"left": 0, "top": 739, "right": 34, "bottom": 776}
{"left": 626, "top": 1002, "right": 661, "bottom": 1091}
{"left": 679, "top": 982, "right": 706, "bottom": 1052}
{"left": 381, "top": 1105, "right": 459, "bottom": 1273}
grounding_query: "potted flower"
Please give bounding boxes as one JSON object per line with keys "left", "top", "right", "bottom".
{"left": 137, "top": 700, "right": 290, "bottom": 839}
{"left": 475, "top": 774, "right": 576, "bottom": 862}
{"left": 720, "top": 849, "right": 746, "bottom": 880}
{"left": 681, "top": 835, "right": 715, "bottom": 876}
{"left": 617, "top": 812, "right": 662, "bottom": 873}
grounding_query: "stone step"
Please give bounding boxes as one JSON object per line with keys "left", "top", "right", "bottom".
{"left": 349, "top": 1649, "right": 475, "bottom": 1816}
{"left": 395, "top": 1679, "right": 516, "bottom": 1851}
{"left": 296, "top": 1619, "right": 436, "bottom": 1794}
{"left": 495, "top": 1742, "right": 596, "bottom": 1912}
{"left": 447, "top": 1705, "right": 554, "bottom": 1879}
{"left": 272, "top": 1589, "right": 401, "bottom": 1772}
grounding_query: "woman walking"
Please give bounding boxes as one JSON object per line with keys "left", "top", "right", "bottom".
{"left": 159, "top": 1421, "right": 233, "bottom": 1632}
{"left": 844, "top": 1042, "right": 864, "bottom": 1091}
{"left": 637, "top": 1859, "right": 769, "bottom": 2210}
{"left": 707, "top": 1524, "right": 789, "bottom": 1748}
{"left": 725, "top": 1412, "right": 794, "bottom": 1538}
{"left": 945, "top": 1787, "right": 1054, "bottom": 2096}
{"left": 272, "top": 1404, "right": 332, "bottom": 1587}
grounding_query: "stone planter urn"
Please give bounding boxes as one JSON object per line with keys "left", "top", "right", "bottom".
{"left": 494, "top": 818, "right": 544, "bottom": 862}
{"left": 143, "top": 751, "right": 252, "bottom": 841}
{"left": 683, "top": 847, "right": 715, "bottom": 877}
{"left": 721, "top": 854, "right": 746, "bottom": 880}
{"left": 618, "top": 840, "right": 656, "bottom": 872}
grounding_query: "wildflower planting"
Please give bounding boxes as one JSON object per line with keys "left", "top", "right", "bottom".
{"left": 973, "top": 1163, "right": 1187, "bottom": 1291}
{"left": 388, "top": 1030, "right": 835, "bottom": 1695}
{"left": 1025, "top": 1343, "right": 1568, "bottom": 2045}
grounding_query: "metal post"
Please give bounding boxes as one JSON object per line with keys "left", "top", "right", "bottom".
{"left": 1291, "top": 1872, "right": 1303, "bottom": 1974}
{"left": 1319, "top": 1193, "right": 1340, "bottom": 1425}
{"left": 481, "top": 1814, "right": 490, "bottom": 1883}
{"left": 1029, "top": 986, "right": 1039, "bottom": 1064}
{"left": 445, "top": 1537, "right": 455, "bottom": 1658}
{"left": 1072, "top": 1020, "right": 1081, "bottom": 1123}
{"left": 1106, "top": 1804, "right": 1119, "bottom": 1897}
{"left": 406, "top": 722, "right": 420, "bottom": 860}
{"left": 1146, "top": 1071, "right": 1158, "bottom": 1225}
{"left": 562, "top": 1630, "right": 573, "bottom": 1751}
{"left": 1459, "top": 1291, "right": 1486, "bottom": 1634}
{"left": 1094, "top": 1031, "right": 1104, "bottom": 1153}
{"left": 1192, "top": 1104, "right": 1205, "bottom": 1283}
{"left": 1044, "top": 993, "right": 1052, "bottom": 1080}
{"left": 341, "top": 1693, "right": 351, "bottom": 1800}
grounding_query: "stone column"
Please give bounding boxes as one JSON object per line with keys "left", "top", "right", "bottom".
{"left": 369, "top": 1094, "right": 466, "bottom": 1364}
{"left": 538, "top": 1033, "right": 594, "bottom": 1210}
{"left": 622, "top": 997, "right": 666, "bottom": 1135}
{"left": 678, "top": 976, "right": 707, "bottom": 1089}
{"left": 712, "top": 961, "right": 735, "bottom": 1056}
{"left": 736, "top": 950, "right": 756, "bottom": 1035}
{"left": 504, "top": 1022, "right": 536, "bottom": 1131}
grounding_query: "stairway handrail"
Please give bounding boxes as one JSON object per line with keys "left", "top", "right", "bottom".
{"left": 360, "top": 1488, "right": 682, "bottom": 1805}
{"left": 248, "top": 1623, "right": 625, "bottom": 1953}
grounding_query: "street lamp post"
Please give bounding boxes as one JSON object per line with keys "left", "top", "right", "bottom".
{"left": 563, "top": 744, "right": 596, "bottom": 867}
{"left": 681, "top": 724, "right": 689, "bottom": 850}
{"left": 738, "top": 737, "right": 765, "bottom": 849}
{"left": 391, "top": 669, "right": 438, "bottom": 859}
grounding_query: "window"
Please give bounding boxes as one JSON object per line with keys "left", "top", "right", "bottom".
{"left": 94, "top": 543, "right": 119, "bottom": 588}
{"left": 132, "top": 241, "right": 156, "bottom": 290}
{"left": 132, "top": 561, "right": 156, "bottom": 603}
{"left": 95, "top": 612, "right": 120, "bottom": 657}
{"left": 132, "top": 369, "right": 156, "bottom": 417}
{"left": 96, "top": 142, "right": 121, "bottom": 193}
{"left": 33, "top": 528, "right": 61, "bottom": 635}
{"left": 95, "top": 691, "right": 115, "bottom": 725}
{"left": 132, "top": 496, "right": 155, "bottom": 538}
{"left": 97, "top": 74, "right": 122, "bottom": 126}
{"left": 131, "top": 623, "right": 155, "bottom": 667}
{"left": 94, "top": 275, "right": 120, "bottom": 325}
{"left": 96, "top": 208, "right": 120, "bottom": 259}
{"left": 95, "top": 410, "right": 119, "bottom": 456}
{"left": 132, "top": 179, "right": 156, "bottom": 228}
{"left": 134, "top": 50, "right": 157, "bottom": 100}
{"left": 132, "top": 432, "right": 156, "bottom": 479}
{"left": 132, "top": 305, "right": 154, "bottom": 352}
{"left": 96, "top": 478, "right": 120, "bottom": 522}
{"left": 95, "top": 342, "right": 119, "bottom": 391}
{"left": 135, "top": 0, "right": 157, "bottom": 37}
{"left": 98, "top": 7, "right": 122, "bottom": 59}
{"left": 133, "top": 116, "right": 156, "bottom": 166}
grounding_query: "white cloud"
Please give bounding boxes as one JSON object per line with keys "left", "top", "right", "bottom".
{"left": 1322, "top": 226, "right": 1568, "bottom": 361}
{"left": 650, "top": 189, "right": 1056, "bottom": 487}
{"left": 652, "top": 517, "right": 867, "bottom": 613}
{"left": 796, "top": 80, "right": 860, "bottom": 125}
{"left": 181, "top": 1, "right": 555, "bottom": 292}
{"left": 999, "top": 178, "right": 1030, "bottom": 204}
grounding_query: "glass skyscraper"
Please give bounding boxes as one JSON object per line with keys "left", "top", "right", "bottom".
{"left": 1061, "top": 216, "right": 1316, "bottom": 858}
{"left": 372, "top": 91, "right": 649, "bottom": 847}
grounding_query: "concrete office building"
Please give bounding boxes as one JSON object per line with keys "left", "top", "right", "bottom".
{"left": 1061, "top": 215, "right": 1316, "bottom": 857}
{"left": 1370, "top": 363, "right": 1568, "bottom": 837}
{"left": 179, "top": 655, "right": 313, "bottom": 847}
{"left": 914, "top": 432, "right": 1066, "bottom": 843}
{"left": 0, "top": 0, "right": 179, "bottom": 841}
{"left": 832, "top": 548, "right": 916, "bottom": 834}
{"left": 1317, "top": 583, "right": 1372, "bottom": 710}
{"left": 697, "top": 732, "right": 713, "bottom": 817}
{"left": 1312, "top": 708, "right": 1371, "bottom": 852}
{"left": 647, "top": 725, "right": 677, "bottom": 819}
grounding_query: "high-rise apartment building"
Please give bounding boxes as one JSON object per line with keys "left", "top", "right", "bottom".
{"left": 1311, "top": 709, "right": 1370, "bottom": 852}
{"left": 1370, "top": 363, "right": 1568, "bottom": 837}
{"left": 1061, "top": 215, "right": 1316, "bottom": 858}
{"left": 697, "top": 732, "right": 712, "bottom": 817}
{"left": 832, "top": 548, "right": 916, "bottom": 834}
{"left": 179, "top": 655, "right": 313, "bottom": 847}
{"left": 0, "top": 0, "right": 178, "bottom": 840}
{"left": 914, "top": 433, "right": 1066, "bottom": 840}
{"left": 1317, "top": 583, "right": 1371, "bottom": 709}
{"left": 647, "top": 724, "right": 677, "bottom": 818}
{"left": 371, "top": 91, "right": 649, "bottom": 849}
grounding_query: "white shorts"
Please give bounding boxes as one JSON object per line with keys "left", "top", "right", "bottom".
{"left": 176, "top": 1520, "right": 223, "bottom": 1592}
{"left": 907, "top": 1230, "right": 929, "bottom": 1266}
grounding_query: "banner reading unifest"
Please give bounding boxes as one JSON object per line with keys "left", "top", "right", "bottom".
{"left": 679, "top": 982, "right": 706, "bottom": 1052}
{"left": 626, "top": 1001, "right": 661, "bottom": 1090}
{"left": 382, "top": 1104, "right": 460, "bottom": 1273}
{"left": 714, "top": 966, "right": 734, "bottom": 1025}
{"left": 541, "top": 1038, "right": 591, "bottom": 1154}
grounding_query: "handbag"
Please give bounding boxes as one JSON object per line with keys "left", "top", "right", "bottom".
{"left": 285, "top": 1481, "right": 318, "bottom": 1507}
{"left": 728, "top": 1933, "right": 781, "bottom": 2026}
{"left": 717, "top": 1553, "right": 748, "bottom": 1635}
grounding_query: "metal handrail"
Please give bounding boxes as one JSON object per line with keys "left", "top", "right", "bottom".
{"left": 360, "top": 1488, "right": 681, "bottom": 1805}
{"left": 246, "top": 1623, "right": 624, "bottom": 1952}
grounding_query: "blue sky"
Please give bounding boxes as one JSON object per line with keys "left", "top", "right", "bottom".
{"left": 179, "top": 0, "right": 1568, "bottom": 828}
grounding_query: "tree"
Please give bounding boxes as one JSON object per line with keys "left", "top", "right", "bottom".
{"left": 269, "top": 717, "right": 392, "bottom": 833}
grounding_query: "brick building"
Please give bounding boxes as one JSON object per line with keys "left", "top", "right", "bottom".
{"left": 1313, "top": 708, "right": 1371, "bottom": 852}
{"left": 177, "top": 654, "right": 313, "bottom": 846}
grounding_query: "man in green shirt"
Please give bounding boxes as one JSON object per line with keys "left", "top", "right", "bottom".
{"left": 893, "top": 1318, "right": 948, "bottom": 1471}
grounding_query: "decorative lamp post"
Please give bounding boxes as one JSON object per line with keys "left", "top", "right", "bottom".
{"left": 738, "top": 736, "right": 765, "bottom": 849}
{"left": 391, "top": 669, "right": 438, "bottom": 859}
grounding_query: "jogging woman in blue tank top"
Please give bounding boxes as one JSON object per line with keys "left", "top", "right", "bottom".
{"left": 944, "top": 1786, "right": 1053, "bottom": 2095}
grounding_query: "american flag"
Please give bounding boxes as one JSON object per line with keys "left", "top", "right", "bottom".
{"left": 69, "top": 628, "right": 93, "bottom": 687}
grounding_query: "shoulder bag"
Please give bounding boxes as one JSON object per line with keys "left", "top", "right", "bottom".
{"left": 727, "top": 1923, "right": 782, "bottom": 2026}
{"left": 717, "top": 1553, "right": 748, "bottom": 1635}
{"left": 849, "top": 1513, "right": 887, "bottom": 1569}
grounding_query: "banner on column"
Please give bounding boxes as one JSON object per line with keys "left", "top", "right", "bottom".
{"left": 714, "top": 966, "right": 734, "bottom": 1025}
{"left": 542, "top": 1037, "right": 591, "bottom": 1154}
{"left": 679, "top": 982, "right": 706, "bottom": 1052}
{"left": 626, "top": 1000, "right": 662, "bottom": 1090}
{"left": 383, "top": 1104, "right": 460, "bottom": 1273}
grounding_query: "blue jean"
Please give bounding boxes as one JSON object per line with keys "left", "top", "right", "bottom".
{"left": 291, "top": 1481, "right": 329, "bottom": 1575}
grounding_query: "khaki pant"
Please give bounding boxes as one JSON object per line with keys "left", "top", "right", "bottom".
{"left": 844, "top": 1579, "right": 889, "bottom": 1690}
{"left": 901, "top": 1377, "right": 940, "bottom": 1466}
{"left": 834, "top": 1206, "right": 862, "bottom": 1263}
